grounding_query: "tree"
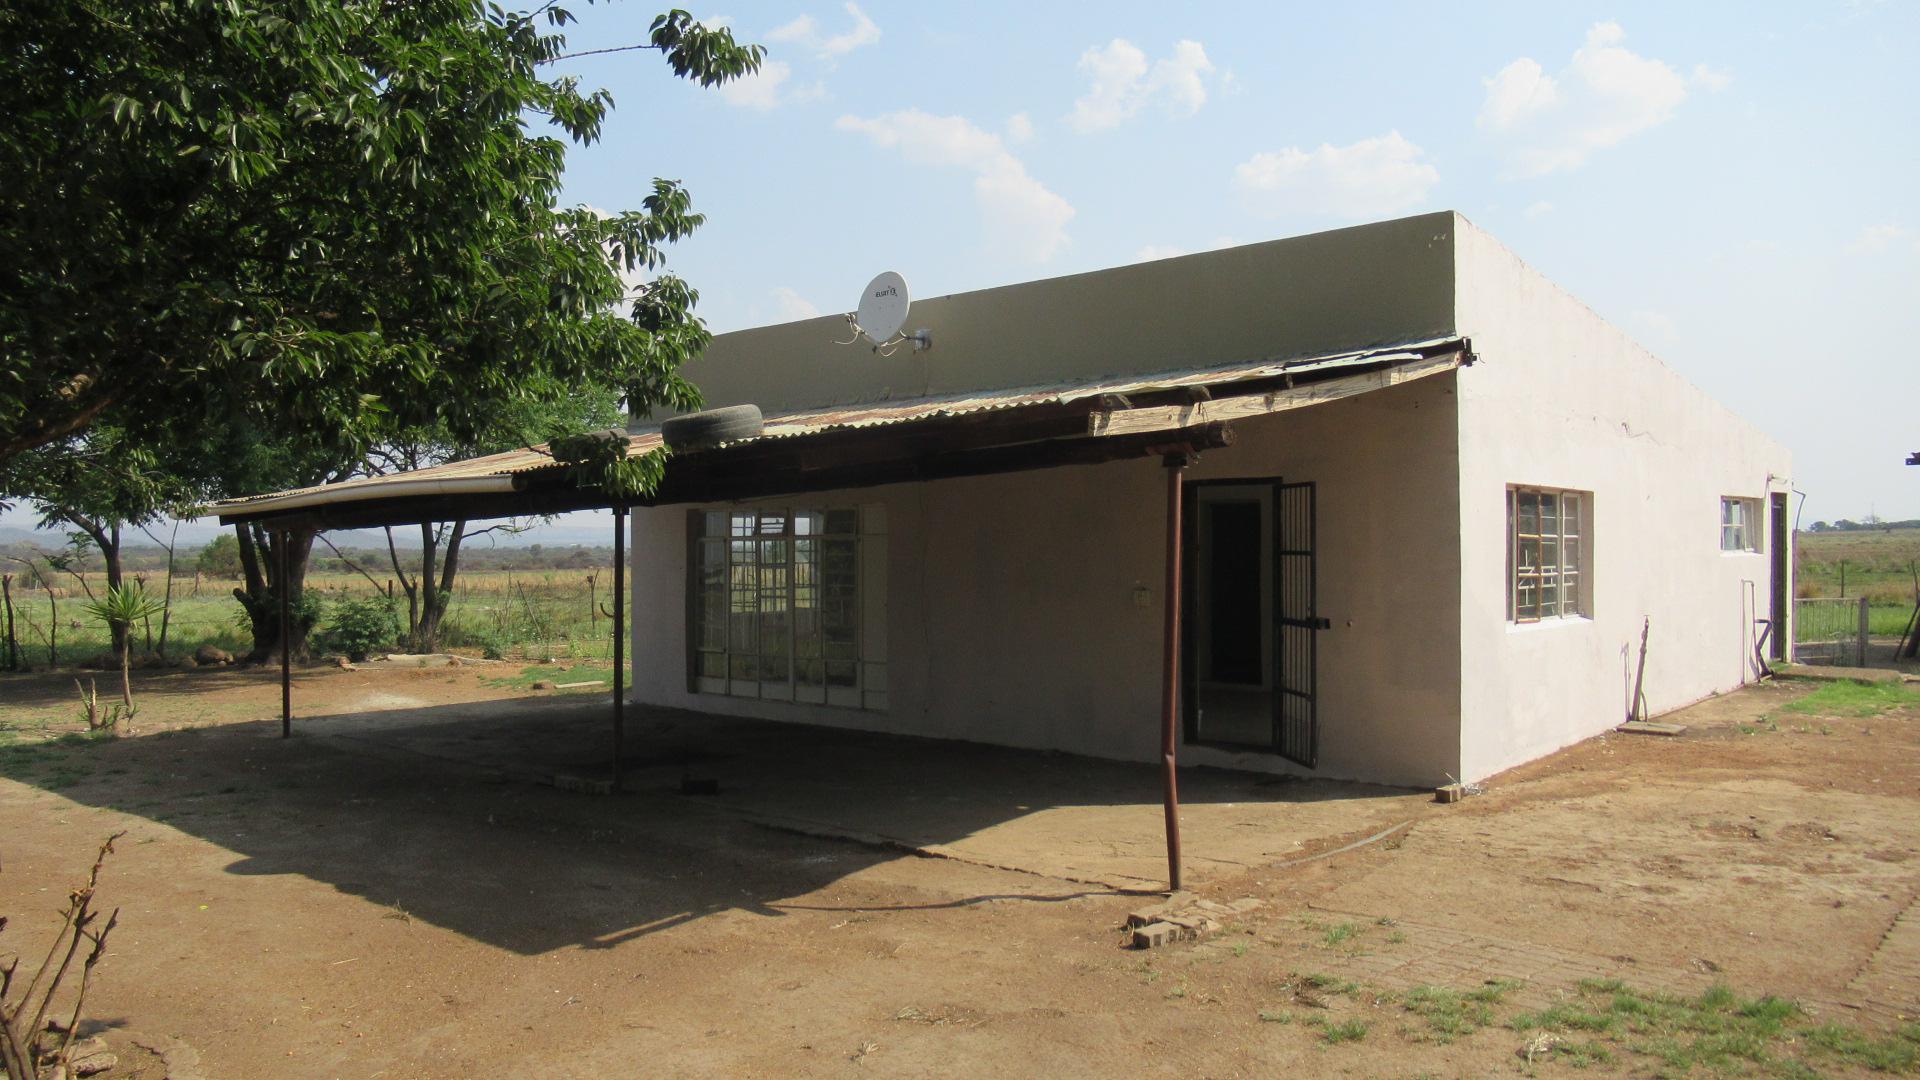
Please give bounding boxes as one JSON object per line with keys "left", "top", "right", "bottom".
{"left": 2, "top": 1, "right": 762, "bottom": 658}
{"left": 322, "top": 384, "right": 626, "bottom": 653}
{"left": 196, "top": 533, "right": 243, "bottom": 578}
{"left": 0, "top": 426, "right": 199, "bottom": 658}
{"left": 1, "top": 3, "right": 759, "bottom": 471}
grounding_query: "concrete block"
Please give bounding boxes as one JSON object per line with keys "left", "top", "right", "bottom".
{"left": 1131, "top": 921, "right": 1181, "bottom": 949}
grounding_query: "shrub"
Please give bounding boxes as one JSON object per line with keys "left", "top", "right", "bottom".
{"left": 316, "top": 595, "right": 401, "bottom": 662}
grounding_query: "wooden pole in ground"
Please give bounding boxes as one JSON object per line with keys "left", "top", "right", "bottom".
{"left": 2, "top": 573, "right": 15, "bottom": 672}
{"left": 611, "top": 506, "right": 626, "bottom": 794}
{"left": 1858, "top": 596, "right": 1871, "bottom": 668}
{"left": 1160, "top": 454, "right": 1190, "bottom": 893}
{"left": 278, "top": 531, "right": 292, "bottom": 738}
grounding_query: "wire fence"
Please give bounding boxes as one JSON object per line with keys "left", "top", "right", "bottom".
{"left": 0, "top": 568, "right": 620, "bottom": 668}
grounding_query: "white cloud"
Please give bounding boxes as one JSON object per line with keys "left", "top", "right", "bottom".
{"left": 1233, "top": 131, "right": 1439, "bottom": 219}
{"left": 1523, "top": 200, "right": 1555, "bottom": 219}
{"left": 1846, "top": 223, "right": 1911, "bottom": 254}
{"left": 1006, "top": 112, "right": 1035, "bottom": 144}
{"left": 717, "top": 59, "right": 791, "bottom": 109}
{"left": 1691, "top": 63, "right": 1733, "bottom": 92}
{"left": 1068, "top": 38, "right": 1216, "bottom": 133}
{"left": 836, "top": 109, "right": 1075, "bottom": 261}
{"left": 771, "top": 286, "right": 820, "bottom": 321}
{"left": 767, "top": 3, "right": 880, "bottom": 59}
{"left": 1479, "top": 22, "right": 1691, "bottom": 177}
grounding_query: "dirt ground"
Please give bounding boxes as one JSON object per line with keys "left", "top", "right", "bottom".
{"left": 3, "top": 663, "right": 1919, "bottom": 1078}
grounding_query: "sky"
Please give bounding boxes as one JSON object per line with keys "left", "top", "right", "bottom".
{"left": 6, "top": 0, "right": 1917, "bottom": 543}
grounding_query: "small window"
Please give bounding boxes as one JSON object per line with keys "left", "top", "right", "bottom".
{"left": 1507, "top": 487, "right": 1591, "bottom": 622}
{"left": 1720, "top": 497, "right": 1761, "bottom": 553}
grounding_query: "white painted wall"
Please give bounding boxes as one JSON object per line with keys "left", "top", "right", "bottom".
{"left": 630, "top": 374, "right": 1465, "bottom": 788}
{"left": 1450, "top": 214, "right": 1793, "bottom": 783}
{"left": 628, "top": 210, "right": 1791, "bottom": 789}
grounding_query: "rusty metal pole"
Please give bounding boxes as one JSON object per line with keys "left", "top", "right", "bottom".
{"left": 1161, "top": 454, "right": 1189, "bottom": 893}
{"left": 278, "top": 530, "right": 291, "bottom": 739}
{"left": 611, "top": 505, "right": 626, "bottom": 794}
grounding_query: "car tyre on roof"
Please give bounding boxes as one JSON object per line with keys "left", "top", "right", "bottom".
{"left": 660, "top": 404, "right": 764, "bottom": 452}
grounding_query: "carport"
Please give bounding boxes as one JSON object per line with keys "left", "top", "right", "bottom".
{"left": 215, "top": 337, "right": 1469, "bottom": 892}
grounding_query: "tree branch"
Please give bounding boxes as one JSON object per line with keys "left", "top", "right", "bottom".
{"left": 315, "top": 534, "right": 388, "bottom": 593}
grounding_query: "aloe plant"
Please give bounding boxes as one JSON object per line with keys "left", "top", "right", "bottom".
{"left": 83, "top": 582, "right": 166, "bottom": 725}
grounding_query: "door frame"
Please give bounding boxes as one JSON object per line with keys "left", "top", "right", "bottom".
{"left": 1181, "top": 476, "right": 1286, "bottom": 754}
{"left": 1769, "top": 492, "right": 1790, "bottom": 662}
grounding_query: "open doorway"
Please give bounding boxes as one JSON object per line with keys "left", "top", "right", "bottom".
{"left": 1183, "top": 479, "right": 1321, "bottom": 766}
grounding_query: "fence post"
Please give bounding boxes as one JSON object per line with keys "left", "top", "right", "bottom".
{"left": 1858, "top": 596, "right": 1871, "bottom": 668}
{"left": 2, "top": 573, "right": 15, "bottom": 672}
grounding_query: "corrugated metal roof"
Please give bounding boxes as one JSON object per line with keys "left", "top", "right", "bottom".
{"left": 215, "top": 336, "right": 1461, "bottom": 513}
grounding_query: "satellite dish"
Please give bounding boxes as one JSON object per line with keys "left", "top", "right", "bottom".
{"left": 855, "top": 271, "right": 910, "bottom": 344}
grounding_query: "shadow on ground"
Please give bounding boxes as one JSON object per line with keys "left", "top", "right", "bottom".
{"left": 2, "top": 691, "right": 1423, "bottom": 955}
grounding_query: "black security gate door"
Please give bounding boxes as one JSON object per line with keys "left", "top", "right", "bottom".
{"left": 1275, "top": 481, "right": 1323, "bottom": 768}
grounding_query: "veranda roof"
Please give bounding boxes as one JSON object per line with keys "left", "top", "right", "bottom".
{"left": 215, "top": 335, "right": 1469, "bottom": 530}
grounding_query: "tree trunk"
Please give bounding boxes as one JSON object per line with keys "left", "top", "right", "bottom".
{"left": 69, "top": 516, "right": 127, "bottom": 660}
{"left": 385, "top": 521, "right": 466, "bottom": 654}
{"left": 234, "top": 523, "right": 316, "bottom": 663}
{"left": 416, "top": 520, "right": 467, "bottom": 653}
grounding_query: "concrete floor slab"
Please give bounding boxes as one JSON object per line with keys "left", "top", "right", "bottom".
{"left": 304, "top": 696, "right": 1429, "bottom": 889}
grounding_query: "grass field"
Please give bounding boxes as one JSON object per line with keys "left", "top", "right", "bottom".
{"left": 0, "top": 567, "right": 619, "bottom": 667}
{"left": 1795, "top": 527, "right": 1920, "bottom": 642}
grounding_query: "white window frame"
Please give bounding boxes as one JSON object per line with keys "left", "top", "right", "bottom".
{"left": 689, "top": 506, "right": 887, "bottom": 710}
{"left": 1507, "top": 486, "right": 1591, "bottom": 623}
{"left": 1720, "top": 496, "right": 1762, "bottom": 554}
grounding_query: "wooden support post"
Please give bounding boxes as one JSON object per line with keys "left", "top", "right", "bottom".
{"left": 1161, "top": 454, "right": 1190, "bottom": 893}
{"left": 612, "top": 506, "right": 626, "bottom": 794}
{"left": 278, "top": 531, "right": 292, "bottom": 738}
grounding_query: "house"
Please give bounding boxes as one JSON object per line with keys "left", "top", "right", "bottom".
{"left": 626, "top": 211, "right": 1793, "bottom": 788}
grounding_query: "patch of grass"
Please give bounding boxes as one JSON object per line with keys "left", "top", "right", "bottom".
{"left": 1781, "top": 680, "right": 1920, "bottom": 719}
{"left": 1403, "top": 985, "right": 1493, "bottom": 1043}
{"left": 1315, "top": 1018, "right": 1368, "bottom": 1044}
{"left": 482, "top": 662, "right": 614, "bottom": 692}
{"left": 1257, "top": 1009, "right": 1292, "bottom": 1024}
{"left": 1802, "top": 1022, "right": 1920, "bottom": 1072}
{"left": 1402, "top": 982, "right": 1522, "bottom": 1043}
{"left": 1299, "top": 972, "right": 1359, "bottom": 995}
{"left": 0, "top": 730, "right": 111, "bottom": 783}
{"left": 1512, "top": 981, "right": 1806, "bottom": 1075}
{"left": 1322, "top": 921, "right": 1360, "bottom": 948}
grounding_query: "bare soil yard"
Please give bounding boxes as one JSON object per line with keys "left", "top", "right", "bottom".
{"left": 2, "top": 664, "right": 1919, "bottom": 1077}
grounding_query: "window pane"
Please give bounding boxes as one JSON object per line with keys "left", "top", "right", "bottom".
{"left": 1517, "top": 492, "right": 1539, "bottom": 536}
{"left": 1539, "top": 493, "right": 1559, "bottom": 536}
{"left": 730, "top": 512, "right": 754, "bottom": 537}
{"left": 826, "top": 509, "right": 858, "bottom": 535}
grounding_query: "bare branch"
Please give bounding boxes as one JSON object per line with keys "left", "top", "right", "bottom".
{"left": 316, "top": 534, "right": 389, "bottom": 592}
